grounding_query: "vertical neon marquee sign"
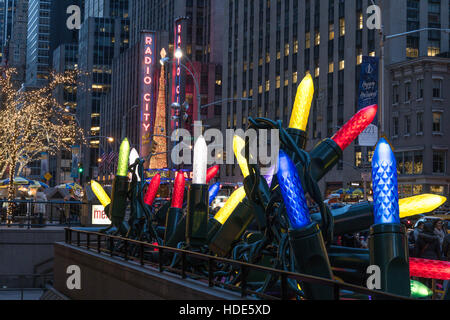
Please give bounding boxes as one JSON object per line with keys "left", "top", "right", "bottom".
{"left": 140, "top": 31, "right": 156, "bottom": 167}
{"left": 172, "top": 19, "right": 185, "bottom": 132}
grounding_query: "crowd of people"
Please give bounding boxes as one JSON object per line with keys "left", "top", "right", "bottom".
{"left": 409, "top": 219, "right": 449, "bottom": 261}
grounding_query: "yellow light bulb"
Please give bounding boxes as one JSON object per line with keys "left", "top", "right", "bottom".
{"left": 289, "top": 73, "right": 314, "bottom": 131}
{"left": 399, "top": 194, "right": 447, "bottom": 218}
{"left": 233, "top": 135, "right": 250, "bottom": 178}
{"left": 91, "top": 180, "right": 111, "bottom": 207}
{"left": 214, "top": 187, "right": 246, "bottom": 225}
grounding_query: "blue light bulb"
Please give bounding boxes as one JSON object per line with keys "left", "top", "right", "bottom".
{"left": 277, "top": 150, "right": 311, "bottom": 229}
{"left": 208, "top": 182, "right": 221, "bottom": 206}
{"left": 372, "top": 138, "right": 400, "bottom": 224}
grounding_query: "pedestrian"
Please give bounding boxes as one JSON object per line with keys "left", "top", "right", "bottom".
{"left": 415, "top": 222, "right": 442, "bottom": 260}
{"left": 433, "top": 219, "right": 446, "bottom": 249}
{"left": 443, "top": 233, "right": 450, "bottom": 261}
{"left": 34, "top": 188, "right": 47, "bottom": 225}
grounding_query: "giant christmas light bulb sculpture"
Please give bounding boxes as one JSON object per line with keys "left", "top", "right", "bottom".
{"left": 207, "top": 186, "right": 246, "bottom": 244}
{"left": 91, "top": 180, "right": 111, "bottom": 208}
{"left": 308, "top": 104, "right": 378, "bottom": 181}
{"left": 233, "top": 135, "right": 250, "bottom": 178}
{"left": 277, "top": 150, "right": 334, "bottom": 300}
{"left": 208, "top": 136, "right": 270, "bottom": 255}
{"left": 399, "top": 194, "right": 447, "bottom": 218}
{"left": 208, "top": 182, "right": 221, "bottom": 206}
{"left": 369, "top": 138, "right": 410, "bottom": 297}
{"left": 287, "top": 73, "right": 314, "bottom": 150}
{"left": 144, "top": 173, "right": 161, "bottom": 206}
{"left": 164, "top": 171, "right": 185, "bottom": 244}
{"left": 206, "top": 165, "right": 219, "bottom": 184}
{"left": 186, "top": 136, "right": 209, "bottom": 247}
{"left": 109, "top": 138, "right": 131, "bottom": 235}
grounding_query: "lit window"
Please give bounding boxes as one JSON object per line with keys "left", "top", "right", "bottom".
{"left": 339, "top": 60, "right": 345, "bottom": 70}
{"left": 293, "top": 72, "right": 298, "bottom": 83}
{"left": 428, "top": 44, "right": 440, "bottom": 57}
{"left": 265, "top": 80, "right": 270, "bottom": 92}
{"left": 369, "top": 51, "right": 376, "bottom": 57}
{"left": 433, "top": 112, "right": 442, "bottom": 133}
{"left": 294, "top": 40, "right": 298, "bottom": 53}
{"left": 243, "top": 90, "right": 247, "bottom": 98}
{"left": 276, "top": 76, "right": 281, "bottom": 88}
{"left": 358, "top": 13, "right": 363, "bottom": 30}
{"left": 357, "top": 54, "right": 362, "bottom": 65}
{"left": 328, "top": 62, "right": 334, "bottom": 73}
{"left": 285, "top": 43, "right": 290, "bottom": 56}
{"left": 339, "top": 18, "right": 345, "bottom": 36}
{"left": 243, "top": 63, "right": 247, "bottom": 71}
{"left": 266, "top": 53, "right": 270, "bottom": 63}
{"left": 329, "top": 24, "right": 334, "bottom": 40}
{"left": 259, "top": 58, "right": 263, "bottom": 66}
{"left": 259, "top": 85, "right": 263, "bottom": 94}
{"left": 314, "top": 67, "right": 320, "bottom": 78}
{"left": 305, "top": 32, "right": 311, "bottom": 49}
{"left": 314, "top": 32, "right": 320, "bottom": 46}
{"left": 277, "top": 51, "right": 281, "bottom": 59}
{"left": 249, "top": 89, "right": 253, "bottom": 96}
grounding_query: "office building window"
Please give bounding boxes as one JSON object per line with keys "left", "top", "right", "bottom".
{"left": 393, "top": 85, "right": 399, "bottom": 104}
{"left": 433, "top": 112, "right": 442, "bottom": 133}
{"left": 417, "top": 112, "right": 423, "bottom": 134}
{"left": 339, "top": 18, "right": 345, "bottom": 36}
{"left": 305, "top": 32, "right": 311, "bottom": 49}
{"left": 405, "top": 115, "right": 411, "bottom": 135}
{"left": 393, "top": 117, "right": 399, "bottom": 136}
{"left": 433, "top": 151, "right": 446, "bottom": 174}
{"left": 405, "top": 82, "right": 411, "bottom": 102}
{"left": 433, "top": 79, "right": 442, "bottom": 98}
{"left": 329, "top": 24, "right": 334, "bottom": 40}
{"left": 417, "top": 79, "right": 424, "bottom": 99}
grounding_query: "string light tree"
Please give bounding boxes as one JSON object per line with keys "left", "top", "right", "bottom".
{"left": 0, "top": 67, "right": 85, "bottom": 221}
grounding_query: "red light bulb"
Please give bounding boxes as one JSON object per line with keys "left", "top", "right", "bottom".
{"left": 410, "top": 257, "right": 450, "bottom": 280}
{"left": 206, "top": 165, "right": 219, "bottom": 184}
{"left": 331, "top": 104, "right": 378, "bottom": 151}
{"left": 144, "top": 174, "right": 161, "bottom": 206}
{"left": 171, "top": 171, "right": 185, "bottom": 209}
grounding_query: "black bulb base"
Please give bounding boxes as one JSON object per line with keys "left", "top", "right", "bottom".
{"left": 209, "top": 198, "right": 254, "bottom": 257}
{"left": 110, "top": 175, "right": 129, "bottom": 220}
{"left": 369, "top": 223, "right": 410, "bottom": 298}
{"left": 309, "top": 138, "right": 343, "bottom": 182}
{"left": 206, "top": 218, "right": 222, "bottom": 244}
{"left": 164, "top": 207, "right": 183, "bottom": 245}
{"left": 186, "top": 184, "right": 209, "bottom": 247}
{"left": 289, "top": 222, "right": 334, "bottom": 300}
{"left": 286, "top": 127, "right": 308, "bottom": 151}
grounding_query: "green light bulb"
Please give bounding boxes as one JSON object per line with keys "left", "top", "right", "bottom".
{"left": 117, "top": 138, "right": 130, "bottom": 177}
{"left": 410, "top": 280, "right": 433, "bottom": 298}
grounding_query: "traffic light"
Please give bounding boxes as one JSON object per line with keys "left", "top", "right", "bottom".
{"left": 78, "top": 163, "right": 84, "bottom": 174}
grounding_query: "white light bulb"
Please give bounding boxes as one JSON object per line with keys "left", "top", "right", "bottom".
{"left": 129, "top": 148, "right": 141, "bottom": 182}
{"left": 193, "top": 135, "right": 207, "bottom": 184}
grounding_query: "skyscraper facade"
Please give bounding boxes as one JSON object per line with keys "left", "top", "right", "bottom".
{"left": 221, "top": 0, "right": 450, "bottom": 199}
{"left": 76, "top": 0, "right": 129, "bottom": 181}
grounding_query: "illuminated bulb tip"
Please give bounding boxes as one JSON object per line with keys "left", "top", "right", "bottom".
{"left": 233, "top": 135, "right": 250, "bottom": 178}
{"left": 206, "top": 165, "right": 220, "bottom": 184}
{"left": 144, "top": 174, "right": 161, "bottom": 206}
{"left": 331, "top": 104, "right": 378, "bottom": 151}
{"left": 129, "top": 148, "right": 141, "bottom": 181}
{"left": 91, "top": 180, "right": 111, "bottom": 207}
{"left": 193, "top": 136, "right": 207, "bottom": 184}
{"left": 117, "top": 138, "right": 131, "bottom": 177}
{"left": 213, "top": 187, "right": 246, "bottom": 225}
{"left": 277, "top": 150, "right": 311, "bottom": 229}
{"left": 289, "top": 73, "right": 314, "bottom": 131}
{"left": 208, "top": 182, "right": 221, "bottom": 205}
{"left": 171, "top": 171, "right": 185, "bottom": 209}
{"left": 399, "top": 194, "right": 447, "bottom": 218}
{"left": 263, "top": 165, "right": 276, "bottom": 187}
{"left": 410, "top": 280, "right": 433, "bottom": 298}
{"left": 372, "top": 138, "right": 399, "bottom": 224}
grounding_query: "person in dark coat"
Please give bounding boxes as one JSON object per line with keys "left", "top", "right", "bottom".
{"left": 443, "top": 234, "right": 450, "bottom": 261}
{"left": 415, "top": 222, "right": 442, "bottom": 260}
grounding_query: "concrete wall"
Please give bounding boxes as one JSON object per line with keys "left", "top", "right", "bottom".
{"left": 54, "top": 242, "right": 251, "bottom": 300}
{"left": 0, "top": 227, "right": 66, "bottom": 287}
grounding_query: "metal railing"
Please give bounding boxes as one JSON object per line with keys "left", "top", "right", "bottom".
{"left": 64, "top": 228, "right": 412, "bottom": 300}
{"left": 0, "top": 200, "right": 86, "bottom": 228}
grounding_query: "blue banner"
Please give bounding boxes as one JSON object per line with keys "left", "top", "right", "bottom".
{"left": 358, "top": 56, "right": 379, "bottom": 147}
{"left": 71, "top": 145, "right": 80, "bottom": 179}
{"left": 358, "top": 56, "right": 379, "bottom": 121}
